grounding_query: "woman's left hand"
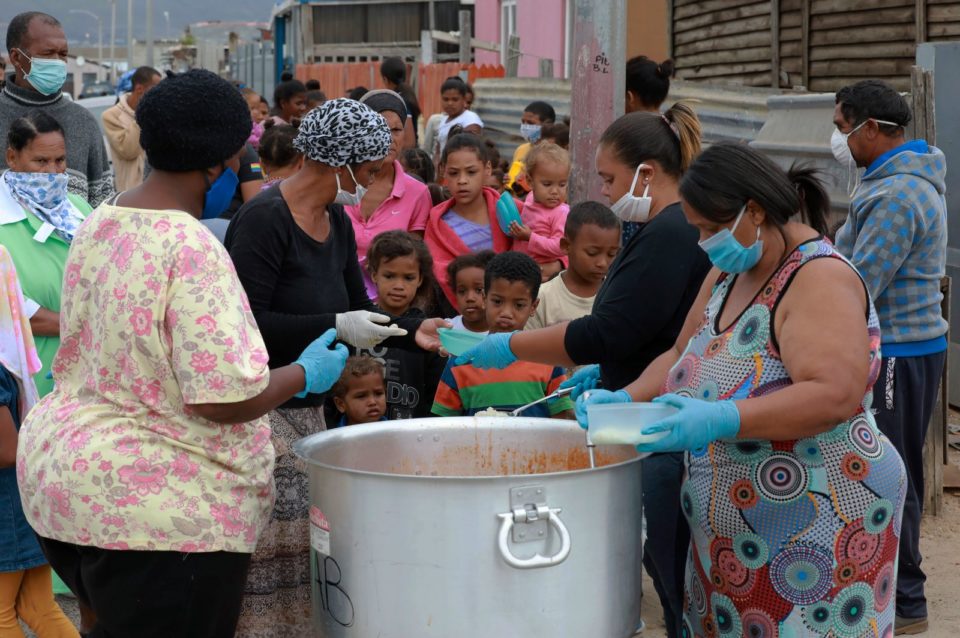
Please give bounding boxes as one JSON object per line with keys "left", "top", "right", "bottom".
{"left": 415, "top": 318, "right": 452, "bottom": 352}
{"left": 636, "top": 394, "right": 741, "bottom": 453}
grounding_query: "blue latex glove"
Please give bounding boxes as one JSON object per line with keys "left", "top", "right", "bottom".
{"left": 455, "top": 331, "right": 518, "bottom": 369}
{"left": 636, "top": 393, "right": 741, "bottom": 453}
{"left": 574, "top": 389, "right": 632, "bottom": 430}
{"left": 293, "top": 329, "right": 349, "bottom": 398}
{"left": 559, "top": 364, "right": 601, "bottom": 401}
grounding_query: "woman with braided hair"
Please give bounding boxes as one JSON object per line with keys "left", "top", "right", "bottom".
{"left": 226, "top": 98, "right": 447, "bottom": 636}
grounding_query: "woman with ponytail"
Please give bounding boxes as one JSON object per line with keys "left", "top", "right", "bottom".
{"left": 583, "top": 142, "right": 907, "bottom": 636}
{"left": 625, "top": 56, "right": 674, "bottom": 114}
{"left": 456, "top": 103, "right": 711, "bottom": 636}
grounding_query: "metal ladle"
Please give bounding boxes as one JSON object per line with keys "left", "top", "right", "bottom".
{"left": 509, "top": 387, "right": 595, "bottom": 469}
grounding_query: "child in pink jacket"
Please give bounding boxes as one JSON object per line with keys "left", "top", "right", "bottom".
{"left": 507, "top": 143, "right": 571, "bottom": 281}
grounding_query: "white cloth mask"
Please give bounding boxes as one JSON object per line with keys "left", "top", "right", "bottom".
{"left": 610, "top": 164, "right": 652, "bottom": 223}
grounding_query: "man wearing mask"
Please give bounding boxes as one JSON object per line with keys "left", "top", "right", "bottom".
{"left": 832, "top": 79, "right": 947, "bottom": 637}
{"left": 0, "top": 12, "right": 113, "bottom": 206}
{"left": 102, "top": 65, "right": 161, "bottom": 191}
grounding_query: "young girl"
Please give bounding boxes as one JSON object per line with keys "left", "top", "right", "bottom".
{"left": 509, "top": 142, "right": 571, "bottom": 281}
{"left": 258, "top": 120, "right": 303, "bottom": 190}
{"left": 0, "top": 245, "right": 77, "bottom": 637}
{"left": 361, "top": 231, "right": 444, "bottom": 419}
{"left": 424, "top": 134, "right": 513, "bottom": 310}
{"left": 243, "top": 88, "right": 266, "bottom": 149}
{"left": 435, "top": 77, "right": 484, "bottom": 159}
{"left": 446, "top": 250, "right": 495, "bottom": 333}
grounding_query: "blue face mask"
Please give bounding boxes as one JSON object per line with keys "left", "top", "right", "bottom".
{"left": 698, "top": 205, "right": 764, "bottom": 274}
{"left": 16, "top": 49, "right": 67, "bottom": 96}
{"left": 202, "top": 166, "right": 239, "bottom": 220}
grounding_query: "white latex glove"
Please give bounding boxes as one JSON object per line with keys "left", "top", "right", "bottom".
{"left": 335, "top": 310, "right": 408, "bottom": 349}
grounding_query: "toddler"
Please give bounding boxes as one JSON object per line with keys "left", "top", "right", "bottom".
{"left": 446, "top": 250, "right": 495, "bottom": 333}
{"left": 509, "top": 143, "right": 571, "bottom": 281}
{"left": 243, "top": 88, "right": 265, "bottom": 149}
{"left": 424, "top": 134, "right": 513, "bottom": 310}
{"left": 362, "top": 231, "right": 444, "bottom": 419}
{"left": 331, "top": 356, "right": 387, "bottom": 427}
{"left": 527, "top": 201, "right": 621, "bottom": 331}
{"left": 432, "top": 252, "right": 573, "bottom": 418}
{"left": 258, "top": 120, "right": 303, "bottom": 190}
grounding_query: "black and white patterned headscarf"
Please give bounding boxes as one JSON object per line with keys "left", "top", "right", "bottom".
{"left": 293, "top": 98, "right": 392, "bottom": 167}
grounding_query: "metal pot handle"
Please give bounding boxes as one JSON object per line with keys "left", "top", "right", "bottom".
{"left": 496, "top": 508, "right": 571, "bottom": 569}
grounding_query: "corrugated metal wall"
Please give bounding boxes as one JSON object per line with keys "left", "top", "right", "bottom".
{"left": 672, "top": 0, "right": 960, "bottom": 92}
{"left": 673, "top": 0, "right": 775, "bottom": 87}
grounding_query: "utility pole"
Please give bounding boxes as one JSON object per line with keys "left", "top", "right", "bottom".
{"left": 569, "top": 0, "right": 626, "bottom": 203}
{"left": 146, "top": 0, "right": 154, "bottom": 67}
{"left": 126, "top": 0, "right": 134, "bottom": 71}
{"left": 109, "top": 0, "right": 116, "bottom": 82}
{"left": 69, "top": 9, "right": 104, "bottom": 82}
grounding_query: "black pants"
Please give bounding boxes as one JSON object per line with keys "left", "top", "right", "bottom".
{"left": 872, "top": 352, "right": 945, "bottom": 620}
{"left": 641, "top": 452, "right": 689, "bottom": 638}
{"left": 39, "top": 537, "right": 252, "bottom": 638}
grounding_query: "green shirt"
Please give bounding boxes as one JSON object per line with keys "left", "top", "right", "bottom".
{"left": 0, "top": 192, "right": 91, "bottom": 396}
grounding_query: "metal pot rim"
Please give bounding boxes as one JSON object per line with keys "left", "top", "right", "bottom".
{"left": 293, "top": 416, "right": 644, "bottom": 480}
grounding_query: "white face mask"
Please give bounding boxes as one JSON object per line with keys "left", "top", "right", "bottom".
{"left": 610, "top": 164, "right": 652, "bottom": 223}
{"left": 830, "top": 118, "right": 900, "bottom": 197}
{"left": 334, "top": 165, "right": 367, "bottom": 206}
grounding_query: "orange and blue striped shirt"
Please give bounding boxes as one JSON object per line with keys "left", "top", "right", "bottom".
{"left": 431, "top": 359, "right": 573, "bottom": 417}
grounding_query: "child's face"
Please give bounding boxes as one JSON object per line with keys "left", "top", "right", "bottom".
{"left": 454, "top": 266, "right": 487, "bottom": 331}
{"left": 521, "top": 111, "right": 543, "bottom": 126}
{"left": 283, "top": 92, "right": 309, "bottom": 120}
{"left": 371, "top": 254, "right": 422, "bottom": 315}
{"left": 442, "top": 89, "right": 467, "bottom": 117}
{"left": 563, "top": 223, "right": 622, "bottom": 285}
{"left": 246, "top": 94, "right": 264, "bottom": 124}
{"left": 485, "top": 278, "right": 538, "bottom": 333}
{"left": 444, "top": 149, "right": 489, "bottom": 207}
{"left": 334, "top": 373, "right": 387, "bottom": 425}
{"left": 485, "top": 171, "right": 505, "bottom": 194}
{"left": 258, "top": 102, "right": 269, "bottom": 119}
{"left": 529, "top": 158, "right": 569, "bottom": 209}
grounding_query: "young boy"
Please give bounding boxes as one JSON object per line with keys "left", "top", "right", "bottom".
{"left": 432, "top": 252, "right": 574, "bottom": 418}
{"left": 331, "top": 356, "right": 388, "bottom": 427}
{"left": 507, "top": 100, "right": 557, "bottom": 192}
{"left": 526, "top": 201, "right": 621, "bottom": 331}
{"left": 435, "top": 77, "right": 484, "bottom": 158}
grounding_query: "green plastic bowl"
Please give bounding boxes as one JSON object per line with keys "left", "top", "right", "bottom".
{"left": 438, "top": 328, "right": 487, "bottom": 357}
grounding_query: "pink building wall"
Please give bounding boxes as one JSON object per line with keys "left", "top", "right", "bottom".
{"left": 475, "top": 0, "right": 569, "bottom": 79}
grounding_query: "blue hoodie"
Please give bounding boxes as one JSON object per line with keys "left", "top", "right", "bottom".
{"left": 835, "top": 140, "right": 948, "bottom": 355}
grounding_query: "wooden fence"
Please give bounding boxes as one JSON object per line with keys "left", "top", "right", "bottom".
{"left": 671, "top": 0, "right": 960, "bottom": 91}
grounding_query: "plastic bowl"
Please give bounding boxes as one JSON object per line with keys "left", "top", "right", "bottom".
{"left": 495, "top": 192, "right": 522, "bottom": 234}
{"left": 586, "top": 402, "right": 677, "bottom": 445}
{"left": 438, "top": 328, "right": 487, "bottom": 357}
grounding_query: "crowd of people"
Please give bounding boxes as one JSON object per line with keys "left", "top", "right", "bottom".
{"left": 0, "top": 8, "right": 949, "bottom": 638}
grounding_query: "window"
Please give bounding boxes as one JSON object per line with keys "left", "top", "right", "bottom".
{"left": 500, "top": 0, "right": 517, "bottom": 67}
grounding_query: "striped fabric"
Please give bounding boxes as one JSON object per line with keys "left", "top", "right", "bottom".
{"left": 431, "top": 359, "right": 573, "bottom": 417}
{"left": 441, "top": 210, "right": 493, "bottom": 252}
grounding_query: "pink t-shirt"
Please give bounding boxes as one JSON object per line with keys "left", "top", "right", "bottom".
{"left": 345, "top": 161, "right": 432, "bottom": 300}
{"left": 512, "top": 193, "right": 570, "bottom": 265}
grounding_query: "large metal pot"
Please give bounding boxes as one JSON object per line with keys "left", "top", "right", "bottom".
{"left": 294, "top": 416, "right": 644, "bottom": 637}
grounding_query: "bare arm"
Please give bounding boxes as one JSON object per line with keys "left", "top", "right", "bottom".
{"left": 735, "top": 259, "right": 870, "bottom": 439}
{"left": 623, "top": 269, "right": 720, "bottom": 401}
{"left": 188, "top": 364, "right": 305, "bottom": 424}
{"left": 464, "top": 124, "right": 483, "bottom": 135}
{"left": 29, "top": 307, "right": 59, "bottom": 337}
{"left": 240, "top": 179, "right": 264, "bottom": 203}
{"left": 0, "top": 406, "right": 16, "bottom": 468}
{"left": 402, "top": 118, "right": 416, "bottom": 150}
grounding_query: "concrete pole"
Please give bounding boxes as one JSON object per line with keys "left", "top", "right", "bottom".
{"left": 146, "top": 0, "right": 154, "bottom": 67}
{"left": 109, "top": 0, "right": 116, "bottom": 82}
{"left": 98, "top": 18, "right": 104, "bottom": 82}
{"left": 126, "top": 0, "right": 134, "bottom": 71}
{"left": 568, "top": 0, "right": 626, "bottom": 204}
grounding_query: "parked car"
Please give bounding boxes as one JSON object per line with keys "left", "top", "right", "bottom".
{"left": 79, "top": 82, "right": 114, "bottom": 99}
